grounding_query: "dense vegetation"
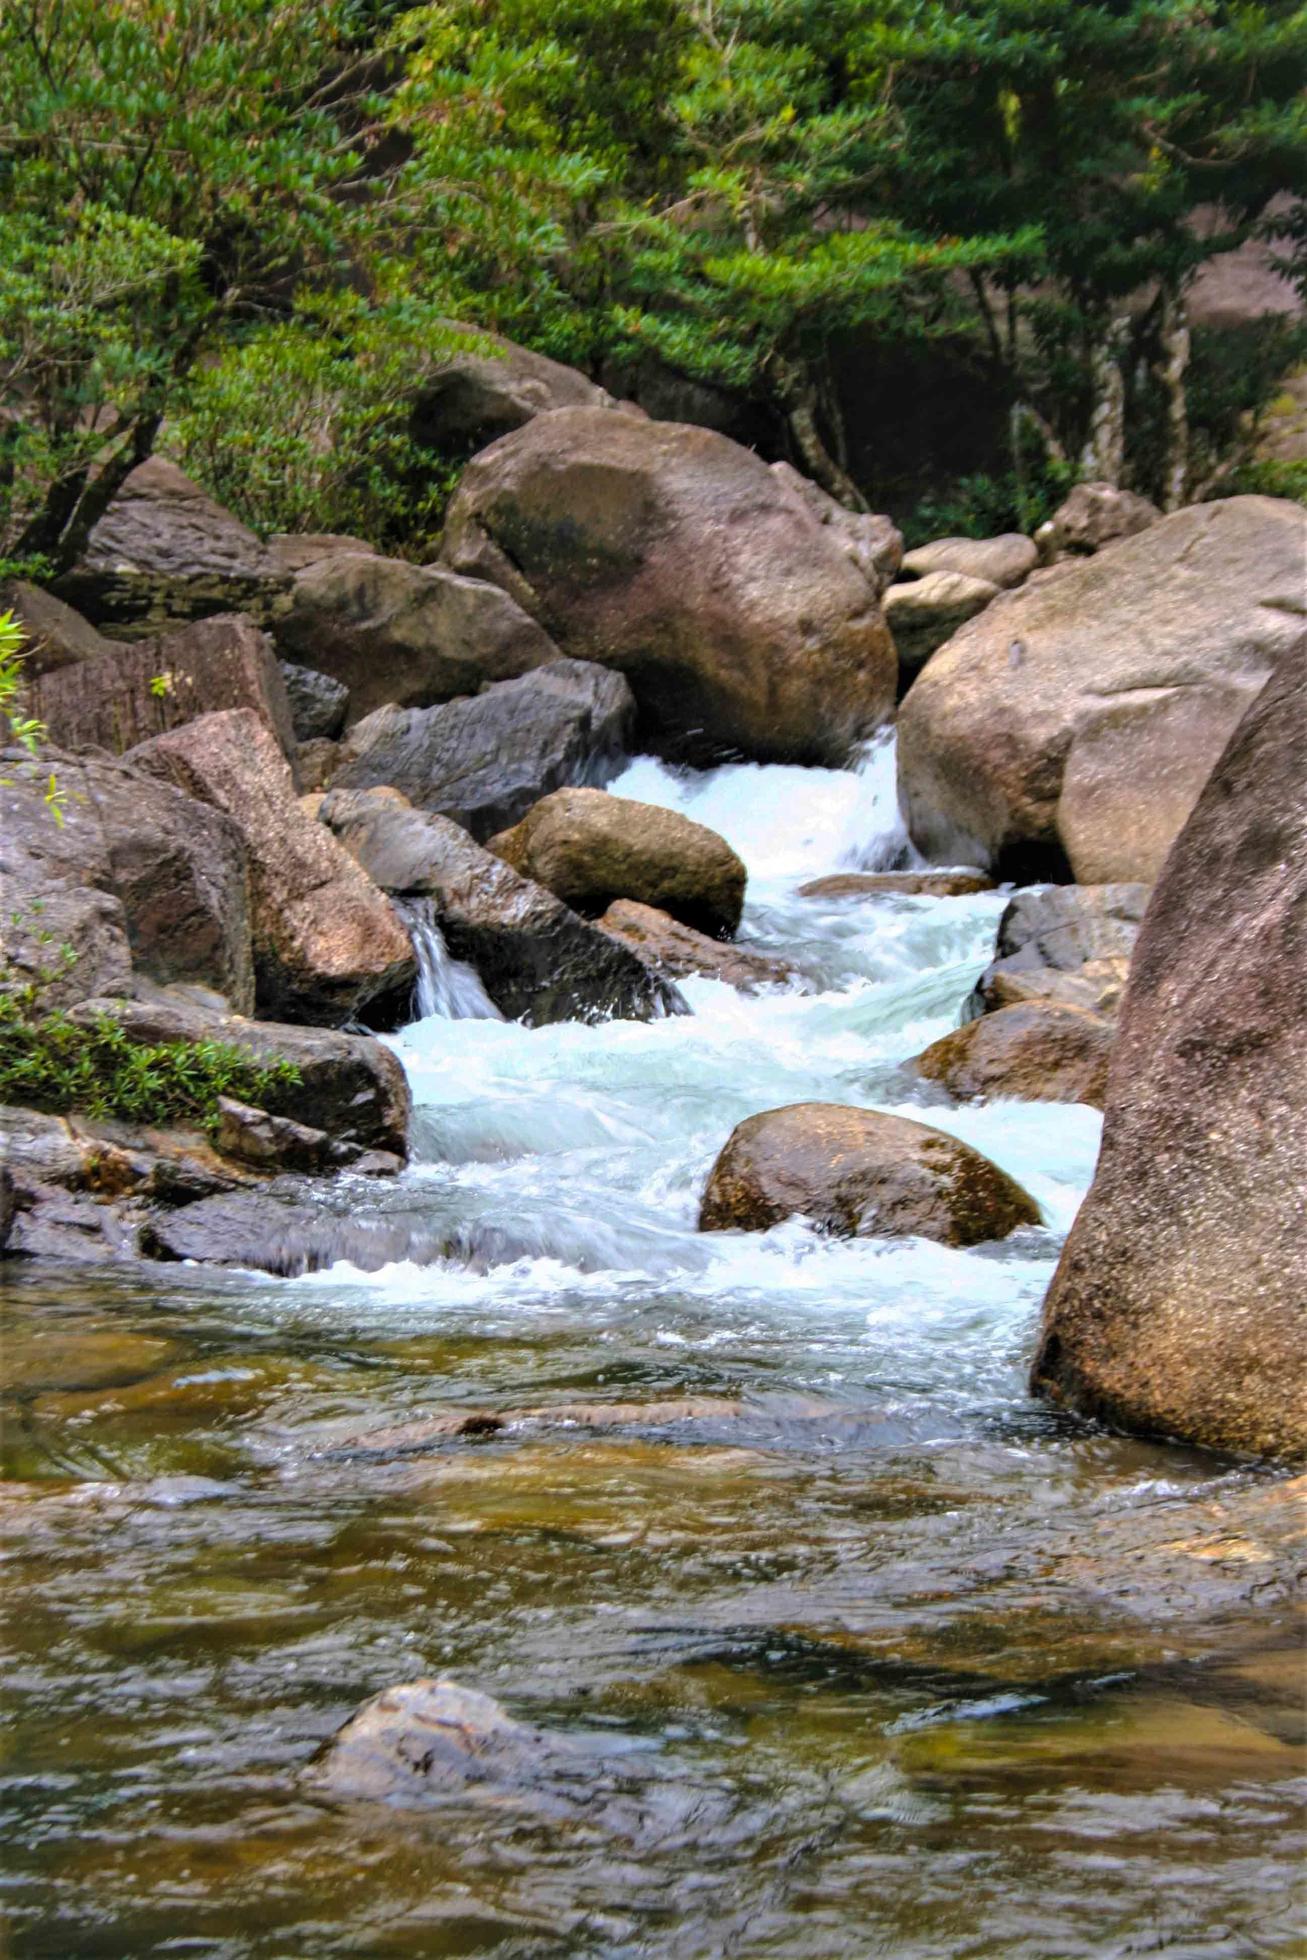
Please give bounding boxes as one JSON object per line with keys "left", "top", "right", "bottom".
{"left": 1, "top": 0, "right": 1303, "bottom": 566}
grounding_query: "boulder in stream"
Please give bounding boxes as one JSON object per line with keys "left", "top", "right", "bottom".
{"left": 489, "top": 786, "right": 747, "bottom": 937}
{"left": 1032, "top": 657, "right": 1307, "bottom": 1461}
{"left": 309, "top": 1679, "right": 574, "bottom": 1807}
{"left": 968, "top": 884, "right": 1147, "bottom": 1020}
{"left": 699, "top": 1102, "right": 1040, "bottom": 1245}
{"left": 910, "top": 1001, "right": 1113, "bottom": 1108}
{"left": 597, "top": 900, "right": 796, "bottom": 993}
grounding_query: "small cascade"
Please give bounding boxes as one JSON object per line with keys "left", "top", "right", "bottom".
{"left": 397, "top": 899, "right": 503, "bottom": 1023}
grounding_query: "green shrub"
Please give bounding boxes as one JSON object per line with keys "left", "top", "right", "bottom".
{"left": 0, "top": 943, "right": 299, "bottom": 1134}
{"left": 1211, "top": 456, "right": 1307, "bottom": 505}
{"left": 901, "top": 455, "right": 1076, "bottom": 548}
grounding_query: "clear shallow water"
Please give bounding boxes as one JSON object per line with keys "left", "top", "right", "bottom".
{"left": 2, "top": 741, "right": 1303, "bottom": 1957}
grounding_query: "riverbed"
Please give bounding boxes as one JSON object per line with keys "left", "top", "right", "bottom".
{"left": 2, "top": 743, "right": 1302, "bottom": 1957}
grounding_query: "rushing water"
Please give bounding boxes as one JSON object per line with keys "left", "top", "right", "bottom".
{"left": 2, "top": 739, "right": 1303, "bottom": 1958}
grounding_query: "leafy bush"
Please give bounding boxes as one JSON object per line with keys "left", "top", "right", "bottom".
{"left": 1212, "top": 457, "right": 1307, "bottom": 505}
{"left": 1, "top": 942, "right": 300, "bottom": 1134}
{"left": 901, "top": 453, "right": 1076, "bottom": 548}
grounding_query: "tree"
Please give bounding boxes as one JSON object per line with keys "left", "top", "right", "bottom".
{"left": 0, "top": 0, "right": 385, "bottom": 573}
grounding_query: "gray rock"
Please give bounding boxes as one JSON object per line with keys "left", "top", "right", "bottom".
{"left": 409, "top": 326, "right": 618, "bottom": 454}
{"left": 280, "top": 661, "right": 350, "bottom": 741}
{"left": 331, "top": 659, "right": 635, "bottom": 841}
{"left": 213, "top": 1097, "right": 335, "bottom": 1173}
{"left": 967, "top": 884, "right": 1148, "bottom": 1021}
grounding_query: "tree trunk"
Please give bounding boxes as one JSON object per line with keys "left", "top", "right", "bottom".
{"left": 1155, "top": 284, "right": 1191, "bottom": 513}
{"left": 1079, "top": 316, "right": 1131, "bottom": 485}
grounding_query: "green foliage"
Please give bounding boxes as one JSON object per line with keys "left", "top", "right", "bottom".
{"left": 902, "top": 456, "right": 1076, "bottom": 551}
{"left": 168, "top": 304, "right": 467, "bottom": 553}
{"left": 0, "top": 941, "right": 300, "bottom": 1134}
{"left": 1214, "top": 456, "right": 1307, "bottom": 504}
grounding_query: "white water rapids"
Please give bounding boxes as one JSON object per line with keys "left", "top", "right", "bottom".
{"left": 310, "top": 737, "right": 1102, "bottom": 1412}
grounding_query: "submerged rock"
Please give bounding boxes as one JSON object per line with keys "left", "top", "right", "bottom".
{"left": 489, "top": 786, "right": 747, "bottom": 937}
{"left": 897, "top": 496, "right": 1307, "bottom": 880}
{"left": 910, "top": 1001, "right": 1113, "bottom": 1108}
{"left": 698, "top": 1102, "right": 1039, "bottom": 1244}
{"left": 320, "top": 786, "right": 680, "bottom": 1025}
{"left": 309, "top": 1679, "right": 572, "bottom": 1807}
{"left": 597, "top": 900, "right": 796, "bottom": 993}
{"left": 441, "top": 407, "right": 896, "bottom": 764}
{"left": 1032, "top": 657, "right": 1307, "bottom": 1461}
{"left": 331, "top": 659, "right": 635, "bottom": 841}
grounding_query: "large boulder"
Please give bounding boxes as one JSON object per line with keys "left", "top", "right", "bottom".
{"left": 410, "top": 327, "right": 619, "bottom": 454}
{"left": 488, "top": 786, "right": 746, "bottom": 937}
{"left": 3, "top": 581, "right": 116, "bottom": 676}
{"left": 441, "top": 408, "right": 896, "bottom": 764}
{"left": 910, "top": 1001, "right": 1113, "bottom": 1108}
{"left": 698, "top": 1102, "right": 1039, "bottom": 1244}
{"left": 767, "top": 461, "right": 903, "bottom": 593}
{"left": 52, "top": 458, "right": 285, "bottom": 636}
{"left": 884, "top": 570, "right": 1000, "bottom": 681}
{"left": 897, "top": 497, "right": 1307, "bottom": 880}
{"left": 331, "top": 659, "right": 635, "bottom": 841}
{"left": 127, "top": 710, "right": 413, "bottom": 1025}
{"left": 968, "top": 884, "right": 1147, "bottom": 1020}
{"left": 1, "top": 749, "right": 254, "bottom": 1011}
{"left": 899, "top": 532, "right": 1037, "bottom": 589}
{"left": 320, "top": 786, "right": 680, "bottom": 1025}
{"left": 274, "top": 552, "right": 560, "bottom": 725}
{"left": 597, "top": 900, "right": 796, "bottom": 993}
{"left": 1032, "top": 660, "right": 1307, "bottom": 1460}
{"left": 25, "top": 613, "right": 297, "bottom": 760}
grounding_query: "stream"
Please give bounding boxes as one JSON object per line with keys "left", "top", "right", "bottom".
{"left": 2, "top": 740, "right": 1303, "bottom": 1958}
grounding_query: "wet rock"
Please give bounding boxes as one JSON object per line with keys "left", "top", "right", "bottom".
{"left": 1033, "top": 658, "right": 1307, "bottom": 1461}
{"left": 410, "top": 326, "right": 619, "bottom": 454}
{"left": 65, "top": 993, "right": 411, "bottom": 1157}
{"left": 213, "top": 1098, "right": 335, "bottom": 1174}
{"left": 27, "top": 613, "right": 297, "bottom": 760}
{"left": 798, "top": 870, "right": 994, "bottom": 900}
{"left": 698, "top": 1102, "right": 1039, "bottom": 1244}
{"left": 910, "top": 1002, "right": 1113, "bottom": 1108}
{"left": 340, "top": 1396, "right": 747, "bottom": 1457}
{"left": 768, "top": 462, "right": 903, "bottom": 593}
{"left": 127, "top": 709, "right": 413, "bottom": 1025}
{"left": 597, "top": 900, "right": 795, "bottom": 992}
{"left": 900, "top": 532, "right": 1038, "bottom": 589}
{"left": 885, "top": 571, "right": 1001, "bottom": 678}
{"left": 320, "top": 787, "right": 681, "bottom": 1025}
{"left": 441, "top": 407, "right": 896, "bottom": 765}
{"left": 1, "top": 748, "right": 254, "bottom": 1011}
{"left": 489, "top": 787, "right": 746, "bottom": 937}
{"left": 140, "top": 1189, "right": 441, "bottom": 1274}
{"left": 3, "top": 580, "right": 116, "bottom": 675}
{"left": 280, "top": 660, "right": 350, "bottom": 742}
{"left": 275, "top": 552, "right": 560, "bottom": 726}
{"left": 53, "top": 457, "right": 285, "bottom": 635}
{"left": 897, "top": 497, "right": 1307, "bottom": 880}
{"left": 0, "top": 1168, "right": 14, "bottom": 1253}
{"left": 968, "top": 884, "right": 1147, "bottom": 1020}
{"left": 331, "top": 659, "right": 635, "bottom": 842}
{"left": 1035, "top": 481, "right": 1161, "bottom": 561}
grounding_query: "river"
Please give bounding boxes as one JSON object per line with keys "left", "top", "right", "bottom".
{"left": 2, "top": 740, "right": 1302, "bottom": 1957}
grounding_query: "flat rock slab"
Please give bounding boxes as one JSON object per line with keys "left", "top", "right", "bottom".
{"left": 798, "top": 871, "right": 993, "bottom": 900}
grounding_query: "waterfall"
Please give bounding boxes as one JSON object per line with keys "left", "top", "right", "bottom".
{"left": 397, "top": 899, "right": 503, "bottom": 1023}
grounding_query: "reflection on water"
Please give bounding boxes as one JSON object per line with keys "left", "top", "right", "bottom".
{"left": 2, "top": 742, "right": 1303, "bottom": 1957}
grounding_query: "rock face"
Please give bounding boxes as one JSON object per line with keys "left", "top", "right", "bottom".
{"left": 968, "top": 884, "right": 1147, "bottom": 1020}
{"left": 27, "top": 613, "right": 297, "bottom": 760}
{"left": 768, "top": 461, "right": 903, "bottom": 593}
{"left": 884, "top": 570, "right": 1000, "bottom": 678}
{"left": 280, "top": 661, "right": 350, "bottom": 742}
{"left": 127, "top": 710, "right": 413, "bottom": 1025}
{"left": 698, "top": 1102, "right": 1039, "bottom": 1244}
{"left": 320, "top": 786, "right": 680, "bottom": 1025}
{"left": 274, "top": 552, "right": 560, "bottom": 725}
{"left": 1032, "top": 660, "right": 1307, "bottom": 1461}
{"left": 441, "top": 408, "right": 896, "bottom": 764}
{"left": 53, "top": 458, "right": 285, "bottom": 635}
{"left": 597, "top": 900, "right": 795, "bottom": 993}
{"left": 1035, "top": 481, "right": 1161, "bottom": 561}
{"left": 897, "top": 497, "right": 1307, "bottom": 880}
{"left": 331, "top": 659, "right": 635, "bottom": 841}
{"left": 911, "top": 1002, "right": 1113, "bottom": 1108}
{"left": 900, "top": 533, "right": 1037, "bottom": 589}
{"left": 798, "top": 870, "right": 993, "bottom": 900}
{"left": 2, "top": 750, "right": 254, "bottom": 1011}
{"left": 489, "top": 786, "right": 746, "bottom": 937}
{"left": 410, "top": 327, "right": 619, "bottom": 454}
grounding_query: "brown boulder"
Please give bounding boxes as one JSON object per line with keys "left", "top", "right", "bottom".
{"left": 900, "top": 532, "right": 1037, "bottom": 589}
{"left": 441, "top": 407, "right": 896, "bottom": 764}
{"left": 53, "top": 457, "right": 285, "bottom": 636}
{"left": 1035, "top": 481, "right": 1160, "bottom": 561}
{"left": 127, "top": 710, "right": 413, "bottom": 1025}
{"left": 26, "top": 613, "right": 296, "bottom": 761}
{"left": 597, "top": 900, "right": 795, "bottom": 992}
{"left": 265, "top": 533, "right": 376, "bottom": 576}
{"left": 884, "top": 570, "right": 1001, "bottom": 677}
{"left": 1032, "top": 658, "right": 1307, "bottom": 1461}
{"left": 410, "top": 326, "right": 619, "bottom": 454}
{"left": 320, "top": 786, "right": 680, "bottom": 1025}
{"left": 274, "top": 551, "right": 560, "bottom": 725}
{"left": 798, "top": 870, "right": 993, "bottom": 900}
{"left": 897, "top": 497, "right": 1307, "bottom": 880}
{"left": 767, "top": 462, "right": 903, "bottom": 593}
{"left": 698, "top": 1102, "right": 1040, "bottom": 1244}
{"left": 489, "top": 786, "right": 746, "bottom": 937}
{"left": 3, "top": 581, "right": 116, "bottom": 676}
{"left": 911, "top": 1002, "right": 1113, "bottom": 1108}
